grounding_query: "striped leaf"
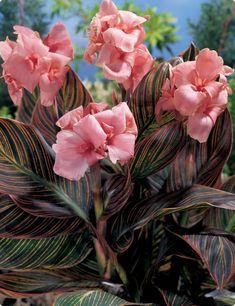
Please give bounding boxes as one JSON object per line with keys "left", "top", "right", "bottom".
{"left": 131, "top": 121, "right": 186, "bottom": 179}
{"left": 0, "top": 271, "right": 99, "bottom": 297}
{"left": 179, "top": 43, "right": 199, "bottom": 62}
{"left": 101, "top": 170, "right": 132, "bottom": 220}
{"left": 0, "top": 232, "right": 92, "bottom": 270}
{"left": 55, "top": 290, "right": 154, "bottom": 306}
{"left": 159, "top": 290, "right": 195, "bottom": 306}
{"left": 31, "top": 67, "right": 93, "bottom": 146}
{"left": 0, "top": 118, "right": 91, "bottom": 220}
{"left": 129, "top": 62, "right": 171, "bottom": 136}
{"left": 16, "top": 89, "right": 38, "bottom": 124}
{"left": 108, "top": 185, "right": 235, "bottom": 252}
{"left": 0, "top": 194, "right": 84, "bottom": 238}
{"left": 166, "top": 109, "right": 232, "bottom": 192}
{"left": 179, "top": 234, "right": 235, "bottom": 289}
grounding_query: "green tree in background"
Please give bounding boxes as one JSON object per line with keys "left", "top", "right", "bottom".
{"left": 51, "top": 0, "right": 178, "bottom": 59}
{"left": 0, "top": 0, "right": 49, "bottom": 117}
{"left": 188, "top": 0, "right": 235, "bottom": 67}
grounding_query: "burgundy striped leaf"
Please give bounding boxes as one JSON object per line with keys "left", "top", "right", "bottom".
{"left": 0, "top": 118, "right": 91, "bottom": 220}
{"left": 166, "top": 110, "right": 232, "bottom": 192}
{"left": 108, "top": 185, "right": 235, "bottom": 253}
{"left": 129, "top": 62, "right": 171, "bottom": 137}
{"left": 16, "top": 89, "right": 38, "bottom": 124}
{"left": 0, "top": 271, "right": 99, "bottom": 297}
{"left": 31, "top": 67, "right": 93, "bottom": 146}
{"left": 159, "top": 290, "right": 196, "bottom": 306}
{"left": 179, "top": 234, "right": 235, "bottom": 289}
{"left": 179, "top": 42, "right": 199, "bottom": 62}
{"left": 101, "top": 170, "right": 132, "bottom": 220}
{"left": 130, "top": 121, "right": 186, "bottom": 179}
{"left": 0, "top": 194, "right": 84, "bottom": 238}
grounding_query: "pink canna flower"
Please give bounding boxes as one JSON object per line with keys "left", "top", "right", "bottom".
{"left": 53, "top": 102, "right": 137, "bottom": 180}
{"left": 156, "top": 48, "right": 234, "bottom": 143}
{"left": 0, "top": 23, "right": 74, "bottom": 107}
{"left": 84, "top": 0, "right": 153, "bottom": 93}
{"left": 53, "top": 115, "right": 107, "bottom": 180}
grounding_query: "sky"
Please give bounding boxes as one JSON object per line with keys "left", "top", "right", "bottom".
{"left": 50, "top": 0, "right": 208, "bottom": 80}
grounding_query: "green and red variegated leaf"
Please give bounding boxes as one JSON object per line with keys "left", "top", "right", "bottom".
{"left": 31, "top": 68, "right": 93, "bottom": 146}
{"left": 130, "top": 121, "right": 186, "bottom": 180}
{"left": 178, "top": 234, "right": 235, "bottom": 289}
{"left": 108, "top": 185, "right": 235, "bottom": 253}
{"left": 159, "top": 289, "right": 196, "bottom": 306}
{"left": 0, "top": 118, "right": 91, "bottom": 221}
{"left": 179, "top": 43, "right": 199, "bottom": 62}
{"left": 203, "top": 176, "right": 235, "bottom": 231}
{"left": 129, "top": 62, "right": 171, "bottom": 137}
{"left": 16, "top": 89, "right": 38, "bottom": 124}
{"left": 0, "top": 271, "right": 99, "bottom": 297}
{"left": 55, "top": 290, "right": 154, "bottom": 306}
{"left": 101, "top": 170, "right": 132, "bottom": 220}
{"left": 0, "top": 232, "right": 92, "bottom": 270}
{"left": 0, "top": 194, "right": 84, "bottom": 238}
{"left": 166, "top": 110, "right": 232, "bottom": 192}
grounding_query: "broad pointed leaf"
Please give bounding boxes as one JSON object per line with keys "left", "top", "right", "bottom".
{"left": 129, "top": 62, "right": 171, "bottom": 137}
{"left": 159, "top": 290, "right": 196, "bottom": 306}
{"left": 131, "top": 121, "right": 186, "bottom": 179}
{"left": 180, "top": 43, "right": 199, "bottom": 62}
{"left": 55, "top": 290, "right": 154, "bottom": 306}
{"left": 179, "top": 234, "right": 235, "bottom": 289}
{"left": 0, "top": 194, "right": 84, "bottom": 238}
{"left": 31, "top": 68, "right": 93, "bottom": 146}
{"left": 0, "top": 232, "right": 92, "bottom": 270}
{"left": 108, "top": 185, "right": 235, "bottom": 252}
{"left": 0, "top": 118, "right": 91, "bottom": 220}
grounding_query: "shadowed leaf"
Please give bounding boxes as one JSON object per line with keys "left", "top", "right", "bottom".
{"left": 159, "top": 290, "right": 195, "bottom": 306}
{"left": 16, "top": 89, "right": 38, "bottom": 124}
{"left": 179, "top": 43, "right": 199, "bottom": 62}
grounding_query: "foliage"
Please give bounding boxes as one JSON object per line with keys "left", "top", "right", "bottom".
{"left": 51, "top": 0, "right": 178, "bottom": 58}
{"left": 0, "top": 42, "right": 234, "bottom": 306}
{"left": 188, "top": 0, "right": 235, "bottom": 67}
{"left": 0, "top": 0, "right": 49, "bottom": 116}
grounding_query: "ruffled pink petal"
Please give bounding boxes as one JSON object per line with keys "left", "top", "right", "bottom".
{"left": 196, "top": 48, "right": 224, "bottom": 81}
{"left": 222, "top": 65, "right": 234, "bottom": 76}
{"left": 173, "top": 61, "right": 196, "bottom": 87}
{"left": 73, "top": 115, "right": 107, "bottom": 149}
{"left": 107, "top": 133, "right": 136, "bottom": 164}
{"left": 103, "top": 27, "right": 143, "bottom": 52}
{"left": 83, "top": 43, "right": 99, "bottom": 64}
{"left": 43, "top": 23, "right": 74, "bottom": 59}
{"left": 99, "top": 0, "right": 118, "bottom": 17}
{"left": 174, "top": 84, "right": 207, "bottom": 116}
{"left": 0, "top": 38, "right": 15, "bottom": 61}
{"left": 103, "top": 59, "right": 132, "bottom": 83}
{"left": 14, "top": 25, "right": 40, "bottom": 39}
{"left": 4, "top": 72, "right": 23, "bottom": 106}
{"left": 96, "top": 44, "right": 120, "bottom": 66}
{"left": 187, "top": 113, "right": 214, "bottom": 143}
{"left": 206, "top": 106, "right": 224, "bottom": 125}
{"left": 84, "top": 102, "right": 109, "bottom": 115}
{"left": 119, "top": 10, "right": 147, "bottom": 28}
{"left": 56, "top": 106, "right": 84, "bottom": 130}
{"left": 204, "top": 81, "right": 223, "bottom": 98}
{"left": 112, "top": 102, "right": 137, "bottom": 135}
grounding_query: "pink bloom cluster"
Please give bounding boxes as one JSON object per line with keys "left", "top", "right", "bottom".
{"left": 84, "top": 0, "right": 154, "bottom": 93}
{"left": 0, "top": 23, "right": 74, "bottom": 106}
{"left": 53, "top": 102, "right": 137, "bottom": 180}
{"left": 156, "top": 48, "right": 234, "bottom": 143}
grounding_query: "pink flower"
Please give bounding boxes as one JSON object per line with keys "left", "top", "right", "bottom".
{"left": 53, "top": 102, "right": 137, "bottom": 180}
{"left": 53, "top": 115, "right": 107, "bottom": 180}
{"left": 156, "top": 48, "right": 234, "bottom": 143}
{"left": 84, "top": 0, "right": 153, "bottom": 93}
{"left": 43, "top": 23, "right": 74, "bottom": 59}
{"left": 94, "top": 102, "right": 137, "bottom": 163}
{"left": 0, "top": 24, "right": 74, "bottom": 107}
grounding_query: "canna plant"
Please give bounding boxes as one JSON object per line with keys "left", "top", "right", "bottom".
{"left": 0, "top": 0, "right": 235, "bottom": 305}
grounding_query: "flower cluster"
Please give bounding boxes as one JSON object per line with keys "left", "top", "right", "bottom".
{"left": 0, "top": 23, "right": 73, "bottom": 106}
{"left": 156, "top": 48, "right": 234, "bottom": 143}
{"left": 84, "top": 0, "right": 154, "bottom": 93}
{"left": 53, "top": 102, "right": 137, "bottom": 180}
